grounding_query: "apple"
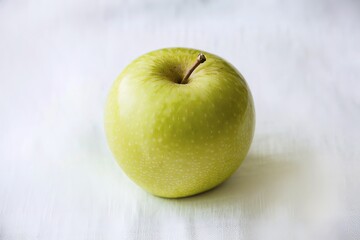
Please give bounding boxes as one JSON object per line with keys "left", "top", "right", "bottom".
{"left": 104, "top": 48, "right": 255, "bottom": 198}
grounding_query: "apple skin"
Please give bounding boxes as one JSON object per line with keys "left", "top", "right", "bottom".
{"left": 105, "top": 48, "right": 255, "bottom": 198}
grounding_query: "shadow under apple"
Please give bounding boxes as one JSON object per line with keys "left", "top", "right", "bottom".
{"left": 154, "top": 136, "right": 315, "bottom": 218}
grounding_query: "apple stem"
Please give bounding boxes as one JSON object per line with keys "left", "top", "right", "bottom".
{"left": 180, "top": 53, "right": 206, "bottom": 84}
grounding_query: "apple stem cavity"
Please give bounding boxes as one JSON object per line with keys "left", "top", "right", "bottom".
{"left": 180, "top": 53, "right": 206, "bottom": 84}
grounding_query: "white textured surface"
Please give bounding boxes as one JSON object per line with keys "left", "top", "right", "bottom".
{"left": 0, "top": 0, "right": 359, "bottom": 239}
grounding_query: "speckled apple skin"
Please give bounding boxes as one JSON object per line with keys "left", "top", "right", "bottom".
{"left": 105, "top": 48, "right": 255, "bottom": 198}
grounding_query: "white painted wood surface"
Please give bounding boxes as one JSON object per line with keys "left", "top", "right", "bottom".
{"left": 1, "top": 0, "right": 359, "bottom": 239}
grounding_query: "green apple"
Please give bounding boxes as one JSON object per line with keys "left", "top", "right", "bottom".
{"left": 105, "top": 48, "right": 255, "bottom": 198}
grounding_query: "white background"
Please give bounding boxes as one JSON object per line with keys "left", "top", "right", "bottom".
{"left": 1, "top": 0, "right": 359, "bottom": 239}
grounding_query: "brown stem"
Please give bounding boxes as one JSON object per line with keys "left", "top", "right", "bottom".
{"left": 180, "top": 53, "right": 206, "bottom": 84}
